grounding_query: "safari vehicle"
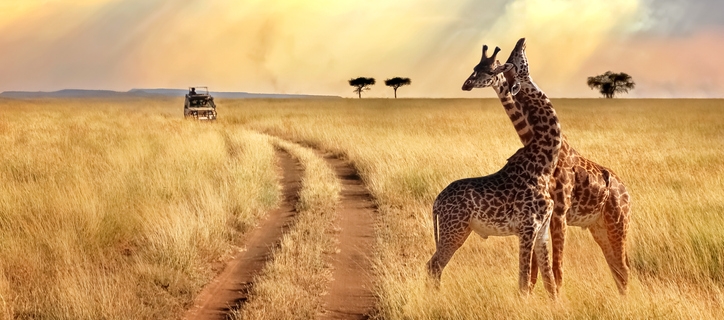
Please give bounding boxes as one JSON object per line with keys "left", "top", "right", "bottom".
{"left": 184, "top": 87, "right": 217, "bottom": 121}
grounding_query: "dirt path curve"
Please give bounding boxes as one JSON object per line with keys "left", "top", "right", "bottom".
{"left": 184, "top": 149, "right": 302, "bottom": 320}
{"left": 318, "top": 152, "right": 377, "bottom": 320}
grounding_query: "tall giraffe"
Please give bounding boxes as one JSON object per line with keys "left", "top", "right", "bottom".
{"left": 503, "top": 38, "right": 631, "bottom": 294}
{"left": 426, "top": 44, "right": 561, "bottom": 298}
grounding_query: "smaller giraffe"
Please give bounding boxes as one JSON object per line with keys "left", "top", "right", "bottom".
{"left": 427, "top": 44, "right": 561, "bottom": 298}
{"left": 503, "top": 38, "right": 632, "bottom": 295}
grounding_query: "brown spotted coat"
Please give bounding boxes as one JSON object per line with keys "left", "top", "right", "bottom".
{"left": 503, "top": 38, "right": 632, "bottom": 295}
{"left": 426, "top": 44, "right": 561, "bottom": 298}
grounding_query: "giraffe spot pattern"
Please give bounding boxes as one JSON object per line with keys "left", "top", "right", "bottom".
{"left": 433, "top": 42, "right": 562, "bottom": 298}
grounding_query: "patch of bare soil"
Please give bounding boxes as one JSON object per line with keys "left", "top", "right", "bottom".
{"left": 184, "top": 149, "right": 302, "bottom": 320}
{"left": 317, "top": 152, "right": 377, "bottom": 320}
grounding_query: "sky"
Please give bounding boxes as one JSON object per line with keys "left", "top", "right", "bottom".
{"left": 0, "top": 0, "right": 723, "bottom": 98}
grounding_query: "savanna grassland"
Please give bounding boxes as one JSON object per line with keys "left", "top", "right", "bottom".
{"left": 1, "top": 97, "right": 723, "bottom": 319}
{"left": 0, "top": 98, "right": 280, "bottom": 319}
{"left": 224, "top": 98, "right": 724, "bottom": 319}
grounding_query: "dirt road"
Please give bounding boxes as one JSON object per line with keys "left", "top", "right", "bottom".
{"left": 318, "top": 152, "right": 377, "bottom": 319}
{"left": 184, "top": 142, "right": 377, "bottom": 320}
{"left": 184, "top": 149, "right": 302, "bottom": 320}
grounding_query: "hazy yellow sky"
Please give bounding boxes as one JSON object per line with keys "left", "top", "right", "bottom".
{"left": 1, "top": 0, "right": 723, "bottom": 98}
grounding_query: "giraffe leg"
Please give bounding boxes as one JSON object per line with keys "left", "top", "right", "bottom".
{"left": 531, "top": 215, "right": 566, "bottom": 294}
{"left": 550, "top": 212, "right": 566, "bottom": 289}
{"left": 550, "top": 186, "right": 571, "bottom": 293}
{"left": 534, "top": 217, "right": 557, "bottom": 299}
{"left": 529, "top": 251, "right": 539, "bottom": 289}
{"left": 533, "top": 182, "right": 571, "bottom": 294}
{"left": 603, "top": 183, "right": 630, "bottom": 295}
{"left": 517, "top": 233, "right": 536, "bottom": 296}
{"left": 589, "top": 219, "right": 628, "bottom": 295}
{"left": 519, "top": 220, "right": 558, "bottom": 298}
{"left": 553, "top": 169, "right": 574, "bottom": 291}
{"left": 426, "top": 222, "right": 472, "bottom": 286}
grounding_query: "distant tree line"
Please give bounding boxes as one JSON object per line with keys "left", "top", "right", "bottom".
{"left": 348, "top": 76, "right": 411, "bottom": 98}
{"left": 349, "top": 71, "right": 635, "bottom": 99}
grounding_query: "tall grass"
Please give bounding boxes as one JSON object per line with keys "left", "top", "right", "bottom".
{"left": 225, "top": 98, "right": 724, "bottom": 319}
{"left": 0, "top": 99, "right": 279, "bottom": 319}
{"left": 2, "top": 97, "right": 723, "bottom": 319}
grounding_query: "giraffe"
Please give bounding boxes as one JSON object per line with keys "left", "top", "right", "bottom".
{"left": 501, "top": 38, "right": 632, "bottom": 295}
{"left": 426, "top": 44, "right": 561, "bottom": 298}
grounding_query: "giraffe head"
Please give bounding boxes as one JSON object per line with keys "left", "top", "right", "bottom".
{"left": 505, "top": 38, "right": 530, "bottom": 80}
{"left": 462, "top": 45, "right": 520, "bottom": 95}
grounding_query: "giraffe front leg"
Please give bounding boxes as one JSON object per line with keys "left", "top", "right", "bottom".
{"left": 529, "top": 251, "right": 539, "bottom": 289}
{"left": 550, "top": 197, "right": 568, "bottom": 293}
{"left": 551, "top": 171, "right": 573, "bottom": 293}
{"left": 531, "top": 201, "right": 565, "bottom": 292}
{"left": 534, "top": 215, "right": 557, "bottom": 299}
{"left": 517, "top": 231, "right": 535, "bottom": 296}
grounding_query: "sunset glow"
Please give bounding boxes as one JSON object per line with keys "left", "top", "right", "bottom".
{"left": 1, "top": 0, "right": 722, "bottom": 98}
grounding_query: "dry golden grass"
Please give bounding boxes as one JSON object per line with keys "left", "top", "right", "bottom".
{"left": 0, "top": 98, "right": 279, "bottom": 319}
{"left": 224, "top": 98, "right": 724, "bottom": 319}
{"left": 2, "top": 97, "right": 723, "bottom": 319}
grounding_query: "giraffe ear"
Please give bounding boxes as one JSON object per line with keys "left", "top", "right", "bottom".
{"left": 493, "top": 63, "right": 514, "bottom": 75}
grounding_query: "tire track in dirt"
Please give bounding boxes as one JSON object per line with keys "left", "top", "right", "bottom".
{"left": 184, "top": 149, "right": 302, "bottom": 320}
{"left": 317, "top": 152, "right": 377, "bottom": 320}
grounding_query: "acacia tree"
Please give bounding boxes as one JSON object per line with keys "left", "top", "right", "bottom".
{"left": 587, "top": 71, "right": 636, "bottom": 98}
{"left": 384, "top": 77, "right": 411, "bottom": 98}
{"left": 348, "top": 77, "right": 376, "bottom": 98}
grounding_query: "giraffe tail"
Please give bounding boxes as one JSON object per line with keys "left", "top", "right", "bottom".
{"left": 602, "top": 169, "right": 611, "bottom": 187}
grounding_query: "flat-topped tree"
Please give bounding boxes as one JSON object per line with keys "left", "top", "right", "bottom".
{"left": 349, "top": 77, "right": 376, "bottom": 99}
{"left": 587, "top": 71, "right": 635, "bottom": 98}
{"left": 384, "top": 77, "right": 411, "bottom": 98}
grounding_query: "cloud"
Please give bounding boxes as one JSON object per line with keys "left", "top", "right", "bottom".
{"left": 634, "top": 0, "right": 724, "bottom": 36}
{"left": 468, "top": 0, "right": 643, "bottom": 97}
{"left": 0, "top": 0, "right": 169, "bottom": 90}
{"left": 0, "top": 0, "right": 722, "bottom": 98}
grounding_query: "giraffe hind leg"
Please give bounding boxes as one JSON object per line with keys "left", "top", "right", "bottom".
{"left": 604, "top": 184, "right": 630, "bottom": 295}
{"left": 589, "top": 220, "right": 628, "bottom": 295}
{"left": 426, "top": 219, "right": 472, "bottom": 286}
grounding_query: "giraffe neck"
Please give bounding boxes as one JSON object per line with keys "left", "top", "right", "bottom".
{"left": 516, "top": 74, "right": 541, "bottom": 94}
{"left": 498, "top": 70, "right": 534, "bottom": 146}
{"left": 492, "top": 72, "right": 561, "bottom": 175}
